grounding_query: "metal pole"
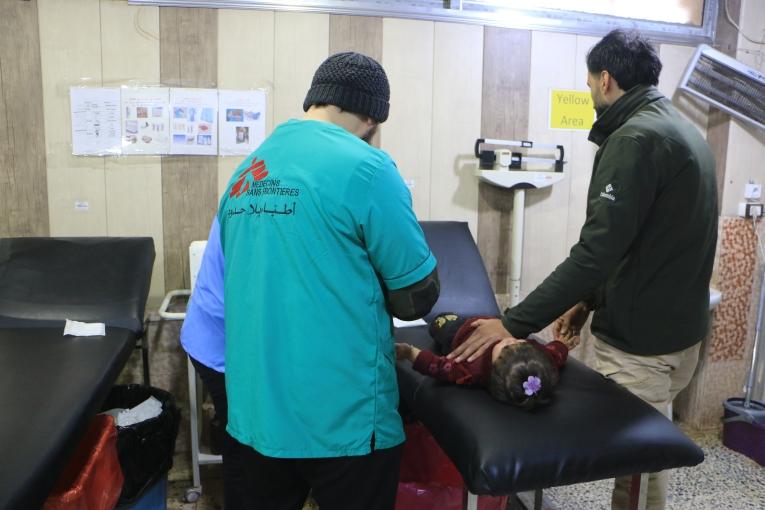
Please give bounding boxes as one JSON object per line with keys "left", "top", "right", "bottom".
{"left": 462, "top": 488, "right": 478, "bottom": 510}
{"left": 628, "top": 473, "right": 648, "bottom": 510}
{"left": 746, "top": 270, "right": 765, "bottom": 407}
{"left": 188, "top": 357, "right": 203, "bottom": 492}
{"left": 509, "top": 189, "right": 525, "bottom": 307}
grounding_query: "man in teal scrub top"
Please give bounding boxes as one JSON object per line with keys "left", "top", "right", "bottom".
{"left": 218, "top": 52, "right": 439, "bottom": 510}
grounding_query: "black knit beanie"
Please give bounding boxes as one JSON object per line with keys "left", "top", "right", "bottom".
{"left": 303, "top": 52, "right": 390, "bottom": 123}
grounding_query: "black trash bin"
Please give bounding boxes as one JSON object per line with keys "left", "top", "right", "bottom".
{"left": 101, "top": 384, "right": 181, "bottom": 508}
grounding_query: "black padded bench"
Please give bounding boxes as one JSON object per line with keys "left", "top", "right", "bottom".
{"left": 0, "top": 237, "right": 154, "bottom": 510}
{"left": 396, "top": 222, "right": 703, "bottom": 510}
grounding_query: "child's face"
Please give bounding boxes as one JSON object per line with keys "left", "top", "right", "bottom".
{"left": 491, "top": 337, "right": 526, "bottom": 363}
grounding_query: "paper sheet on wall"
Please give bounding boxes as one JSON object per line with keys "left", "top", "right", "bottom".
{"left": 549, "top": 89, "right": 595, "bottom": 131}
{"left": 70, "top": 87, "right": 121, "bottom": 155}
{"left": 170, "top": 88, "right": 219, "bottom": 155}
{"left": 121, "top": 86, "right": 170, "bottom": 155}
{"left": 218, "top": 89, "right": 266, "bottom": 156}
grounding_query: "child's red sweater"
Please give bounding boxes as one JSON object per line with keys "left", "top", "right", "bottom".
{"left": 412, "top": 318, "right": 568, "bottom": 386}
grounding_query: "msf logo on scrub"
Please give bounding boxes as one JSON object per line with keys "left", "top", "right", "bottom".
{"left": 600, "top": 183, "right": 616, "bottom": 202}
{"left": 230, "top": 158, "right": 268, "bottom": 198}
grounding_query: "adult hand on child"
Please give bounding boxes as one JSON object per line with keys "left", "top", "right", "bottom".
{"left": 553, "top": 301, "right": 590, "bottom": 346}
{"left": 448, "top": 318, "right": 513, "bottom": 362}
{"left": 559, "top": 334, "right": 581, "bottom": 351}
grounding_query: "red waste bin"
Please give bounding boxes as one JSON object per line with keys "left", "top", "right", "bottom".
{"left": 43, "top": 414, "right": 124, "bottom": 510}
{"left": 396, "top": 422, "right": 507, "bottom": 510}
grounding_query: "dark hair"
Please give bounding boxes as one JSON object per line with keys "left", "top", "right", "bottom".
{"left": 586, "top": 29, "right": 662, "bottom": 90}
{"left": 488, "top": 342, "right": 559, "bottom": 409}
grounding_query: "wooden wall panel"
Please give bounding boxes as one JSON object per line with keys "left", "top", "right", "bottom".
{"left": 522, "top": 31, "right": 577, "bottom": 298}
{"left": 707, "top": 108, "right": 732, "bottom": 213}
{"left": 719, "top": 0, "right": 765, "bottom": 218}
{"left": 160, "top": 8, "right": 217, "bottom": 89}
{"left": 160, "top": 7, "right": 218, "bottom": 290}
{"left": 31, "top": 2, "right": 741, "bottom": 302}
{"left": 217, "top": 9, "right": 275, "bottom": 199}
{"left": 102, "top": 1, "right": 165, "bottom": 302}
{"left": 716, "top": 0, "right": 742, "bottom": 58}
{"left": 329, "top": 15, "right": 382, "bottom": 60}
{"left": 540, "top": 35, "right": 602, "bottom": 362}
{"left": 39, "top": 0, "right": 106, "bottom": 236}
{"left": 429, "top": 22, "right": 483, "bottom": 235}
{"left": 381, "top": 18, "right": 434, "bottom": 220}
{"left": 722, "top": 123, "right": 765, "bottom": 217}
{"left": 737, "top": 0, "right": 763, "bottom": 59}
{"left": 329, "top": 15, "right": 383, "bottom": 147}
{"left": 658, "top": 44, "right": 709, "bottom": 138}
{"left": 564, "top": 35, "right": 600, "bottom": 251}
{"left": 708, "top": 0, "right": 741, "bottom": 212}
{"left": 477, "top": 27, "right": 531, "bottom": 292}
{"left": 102, "top": 3, "right": 160, "bottom": 85}
{"left": 273, "top": 12, "right": 329, "bottom": 126}
{"left": 0, "top": 0, "right": 49, "bottom": 237}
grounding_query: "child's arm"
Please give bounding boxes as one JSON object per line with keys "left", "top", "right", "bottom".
{"left": 525, "top": 337, "right": 570, "bottom": 370}
{"left": 542, "top": 340, "right": 569, "bottom": 370}
{"left": 395, "top": 343, "right": 476, "bottom": 384}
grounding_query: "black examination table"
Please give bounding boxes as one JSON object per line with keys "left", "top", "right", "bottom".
{"left": 396, "top": 222, "right": 704, "bottom": 510}
{"left": 0, "top": 237, "right": 155, "bottom": 510}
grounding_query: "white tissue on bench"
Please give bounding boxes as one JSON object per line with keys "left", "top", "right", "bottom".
{"left": 393, "top": 318, "right": 428, "bottom": 328}
{"left": 64, "top": 319, "right": 105, "bottom": 337}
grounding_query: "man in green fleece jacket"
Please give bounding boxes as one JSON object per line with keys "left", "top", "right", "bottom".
{"left": 451, "top": 30, "right": 717, "bottom": 509}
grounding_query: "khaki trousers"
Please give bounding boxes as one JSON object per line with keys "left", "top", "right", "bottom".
{"left": 592, "top": 338, "right": 701, "bottom": 510}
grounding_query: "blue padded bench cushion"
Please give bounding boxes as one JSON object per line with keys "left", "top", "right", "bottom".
{"left": 396, "top": 221, "right": 704, "bottom": 495}
{"left": 0, "top": 237, "right": 155, "bottom": 334}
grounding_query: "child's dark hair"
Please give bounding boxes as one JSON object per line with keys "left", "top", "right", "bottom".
{"left": 586, "top": 29, "right": 662, "bottom": 90}
{"left": 488, "top": 342, "right": 559, "bottom": 409}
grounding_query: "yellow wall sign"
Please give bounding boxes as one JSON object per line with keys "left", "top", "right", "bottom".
{"left": 550, "top": 89, "right": 595, "bottom": 131}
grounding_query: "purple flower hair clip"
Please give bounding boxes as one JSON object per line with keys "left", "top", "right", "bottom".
{"left": 523, "top": 375, "right": 542, "bottom": 396}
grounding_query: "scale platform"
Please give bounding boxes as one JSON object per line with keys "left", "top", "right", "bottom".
{"left": 477, "top": 169, "right": 565, "bottom": 190}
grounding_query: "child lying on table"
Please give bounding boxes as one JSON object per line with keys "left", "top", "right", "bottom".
{"left": 396, "top": 313, "right": 576, "bottom": 409}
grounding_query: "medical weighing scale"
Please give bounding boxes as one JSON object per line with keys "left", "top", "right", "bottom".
{"left": 474, "top": 138, "right": 565, "bottom": 307}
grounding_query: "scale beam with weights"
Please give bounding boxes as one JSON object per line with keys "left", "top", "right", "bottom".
{"left": 474, "top": 138, "right": 566, "bottom": 307}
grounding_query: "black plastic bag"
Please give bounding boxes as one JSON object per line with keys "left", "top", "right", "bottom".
{"left": 101, "top": 384, "right": 181, "bottom": 506}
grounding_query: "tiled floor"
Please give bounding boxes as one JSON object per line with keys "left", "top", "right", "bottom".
{"left": 166, "top": 425, "right": 764, "bottom": 510}
{"left": 167, "top": 466, "right": 223, "bottom": 510}
{"left": 543, "top": 425, "right": 765, "bottom": 510}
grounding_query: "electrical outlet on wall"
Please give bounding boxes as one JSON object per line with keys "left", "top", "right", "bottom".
{"left": 745, "top": 183, "right": 762, "bottom": 199}
{"left": 738, "top": 202, "right": 764, "bottom": 218}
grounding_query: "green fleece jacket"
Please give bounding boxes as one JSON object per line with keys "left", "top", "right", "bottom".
{"left": 502, "top": 85, "right": 718, "bottom": 356}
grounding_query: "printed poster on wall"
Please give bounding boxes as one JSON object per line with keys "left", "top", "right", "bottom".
{"left": 549, "top": 89, "right": 595, "bottom": 131}
{"left": 70, "top": 87, "right": 122, "bottom": 155}
{"left": 121, "top": 86, "right": 170, "bottom": 155}
{"left": 218, "top": 89, "right": 267, "bottom": 156}
{"left": 170, "top": 88, "right": 218, "bottom": 155}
